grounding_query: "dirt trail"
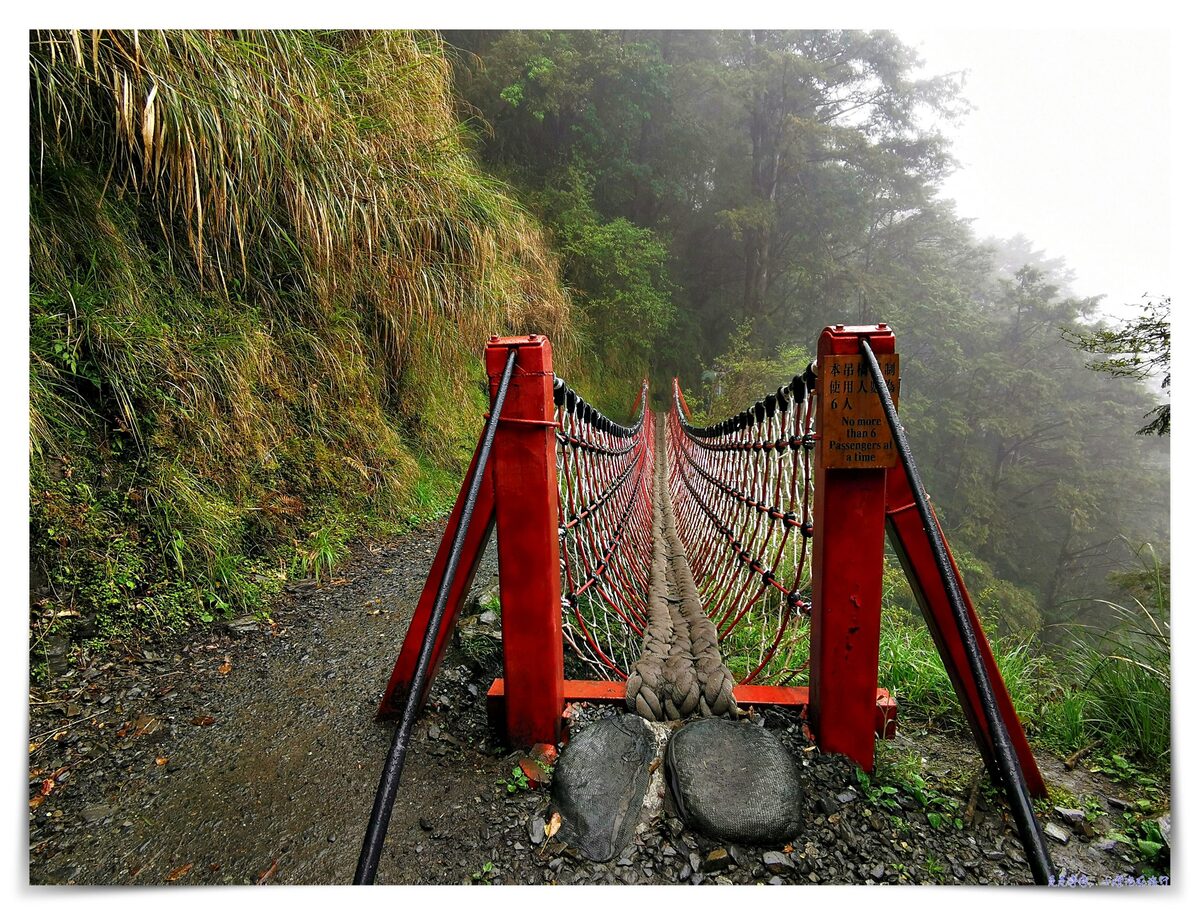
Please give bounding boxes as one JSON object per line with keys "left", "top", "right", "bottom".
{"left": 29, "top": 524, "right": 506, "bottom": 885}
{"left": 28, "top": 521, "right": 1161, "bottom": 886}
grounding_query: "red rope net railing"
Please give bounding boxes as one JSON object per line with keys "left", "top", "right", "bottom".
{"left": 668, "top": 375, "right": 816, "bottom": 685}
{"left": 552, "top": 371, "right": 816, "bottom": 687}
{"left": 554, "top": 378, "right": 654, "bottom": 679}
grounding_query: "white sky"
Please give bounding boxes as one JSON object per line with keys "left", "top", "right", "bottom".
{"left": 902, "top": 29, "right": 1171, "bottom": 320}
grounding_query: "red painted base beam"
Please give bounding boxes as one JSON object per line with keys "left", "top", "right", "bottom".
{"left": 486, "top": 679, "right": 897, "bottom": 742}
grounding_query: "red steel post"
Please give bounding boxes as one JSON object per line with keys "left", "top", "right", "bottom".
{"left": 485, "top": 335, "right": 565, "bottom": 747}
{"left": 809, "top": 324, "right": 896, "bottom": 772}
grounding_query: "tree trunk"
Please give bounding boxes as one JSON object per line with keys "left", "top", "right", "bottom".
{"left": 743, "top": 61, "right": 781, "bottom": 317}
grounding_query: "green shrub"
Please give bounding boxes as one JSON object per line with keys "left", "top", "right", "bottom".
{"left": 686, "top": 321, "right": 810, "bottom": 426}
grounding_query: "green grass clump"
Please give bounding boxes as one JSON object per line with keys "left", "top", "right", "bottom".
{"left": 1039, "top": 549, "right": 1170, "bottom": 766}
{"left": 29, "top": 30, "right": 575, "bottom": 666}
{"left": 876, "top": 553, "right": 1169, "bottom": 774}
{"left": 1036, "top": 688, "right": 1088, "bottom": 755}
{"left": 1068, "top": 603, "right": 1169, "bottom": 764}
{"left": 877, "top": 603, "right": 957, "bottom": 720}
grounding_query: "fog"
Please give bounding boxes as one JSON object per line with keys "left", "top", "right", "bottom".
{"left": 904, "top": 29, "right": 1171, "bottom": 322}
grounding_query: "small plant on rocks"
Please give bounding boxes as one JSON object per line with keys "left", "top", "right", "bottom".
{"left": 498, "top": 765, "right": 530, "bottom": 794}
{"left": 856, "top": 769, "right": 900, "bottom": 811}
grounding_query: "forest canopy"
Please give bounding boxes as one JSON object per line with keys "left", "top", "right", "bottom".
{"left": 28, "top": 28, "right": 1168, "bottom": 667}
{"left": 444, "top": 28, "right": 1169, "bottom": 634}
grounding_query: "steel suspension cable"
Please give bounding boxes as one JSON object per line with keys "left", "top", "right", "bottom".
{"left": 353, "top": 348, "right": 518, "bottom": 886}
{"left": 859, "top": 338, "right": 1053, "bottom": 886}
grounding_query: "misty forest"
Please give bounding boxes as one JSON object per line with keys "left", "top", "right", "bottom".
{"left": 29, "top": 30, "right": 1170, "bottom": 885}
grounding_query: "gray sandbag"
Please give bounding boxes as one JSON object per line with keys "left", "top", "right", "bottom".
{"left": 665, "top": 718, "right": 803, "bottom": 845}
{"left": 550, "top": 714, "right": 656, "bottom": 862}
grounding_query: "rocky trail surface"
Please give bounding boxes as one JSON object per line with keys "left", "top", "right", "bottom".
{"left": 28, "top": 523, "right": 1161, "bottom": 886}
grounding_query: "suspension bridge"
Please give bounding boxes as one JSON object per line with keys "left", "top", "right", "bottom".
{"left": 356, "top": 325, "right": 1055, "bottom": 885}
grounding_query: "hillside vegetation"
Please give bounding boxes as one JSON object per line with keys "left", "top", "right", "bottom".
{"left": 28, "top": 29, "right": 1169, "bottom": 780}
{"left": 29, "top": 30, "right": 573, "bottom": 668}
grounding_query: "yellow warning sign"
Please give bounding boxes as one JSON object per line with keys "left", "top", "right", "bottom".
{"left": 819, "top": 353, "right": 900, "bottom": 469}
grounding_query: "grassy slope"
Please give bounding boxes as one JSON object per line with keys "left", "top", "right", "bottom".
{"left": 29, "top": 30, "right": 575, "bottom": 666}
{"left": 877, "top": 555, "right": 1169, "bottom": 775}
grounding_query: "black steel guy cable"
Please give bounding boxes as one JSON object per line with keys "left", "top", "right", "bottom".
{"left": 859, "top": 338, "right": 1054, "bottom": 886}
{"left": 353, "top": 347, "right": 519, "bottom": 885}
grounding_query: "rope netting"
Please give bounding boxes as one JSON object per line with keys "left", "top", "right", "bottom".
{"left": 668, "top": 375, "right": 817, "bottom": 685}
{"left": 554, "top": 377, "right": 654, "bottom": 680}
{"left": 553, "top": 371, "right": 817, "bottom": 692}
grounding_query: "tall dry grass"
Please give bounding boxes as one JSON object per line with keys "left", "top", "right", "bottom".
{"left": 29, "top": 30, "right": 574, "bottom": 647}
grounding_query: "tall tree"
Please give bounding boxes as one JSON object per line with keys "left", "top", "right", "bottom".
{"left": 446, "top": 29, "right": 1169, "bottom": 627}
{"left": 1069, "top": 297, "right": 1170, "bottom": 436}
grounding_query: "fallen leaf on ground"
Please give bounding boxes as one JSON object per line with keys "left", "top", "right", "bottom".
{"left": 256, "top": 859, "right": 279, "bottom": 884}
{"left": 191, "top": 715, "right": 216, "bottom": 727}
{"left": 30, "top": 795, "right": 45, "bottom": 809}
{"left": 155, "top": 757, "right": 169, "bottom": 766}
{"left": 518, "top": 757, "right": 550, "bottom": 785}
{"left": 133, "top": 715, "right": 161, "bottom": 737}
{"left": 545, "top": 811, "right": 562, "bottom": 839}
{"left": 39, "top": 779, "right": 55, "bottom": 797}
{"left": 166, "top": 863, "right": 193, "bottom": 881}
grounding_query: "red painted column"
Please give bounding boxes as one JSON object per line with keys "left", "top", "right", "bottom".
{"left": 485, "top": 335, "right": 565, "bottom": 747}
{"left": 809, "top": 324, "right": 896, "bottom": 772}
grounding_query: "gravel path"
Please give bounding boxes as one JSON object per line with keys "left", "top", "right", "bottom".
{"left": 27, "top": 522, "right": 1163, "bottom": 886}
